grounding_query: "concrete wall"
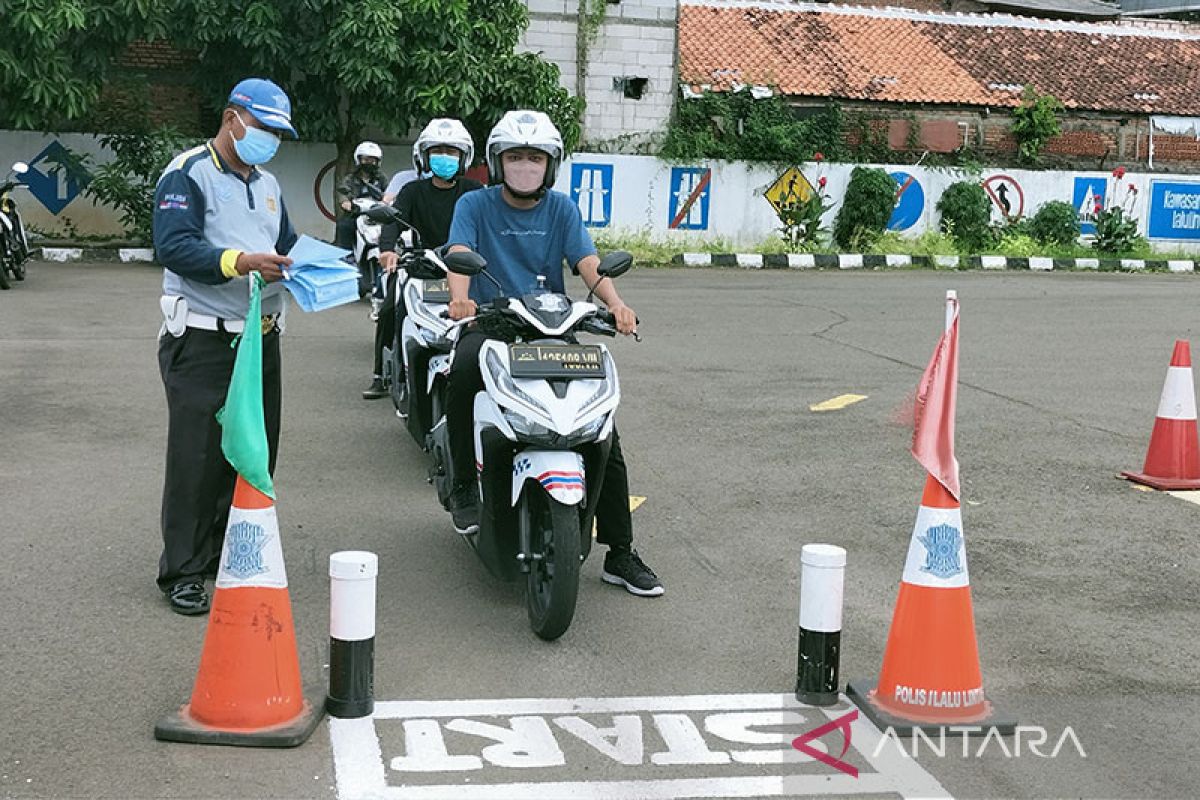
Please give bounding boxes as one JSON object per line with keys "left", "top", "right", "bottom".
{"left": 8, "top": 128, "right": 1200, "bottom": 253}
{"left": 0, "top": 130, "right": 409, "bottom": 240}
{"left": 519, "top": 0, "right": 677, "bottom": 151}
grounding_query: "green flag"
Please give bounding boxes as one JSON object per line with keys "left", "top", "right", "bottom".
{"left": 216, "top": 274, "right": 274, "bottom": 498}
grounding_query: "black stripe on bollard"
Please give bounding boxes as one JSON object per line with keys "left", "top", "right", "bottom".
{"left": 326, "top": 637, "right": 375, "bottom": 718}
{"left": 796, "top": 628, "right": 841, "bottom": 706}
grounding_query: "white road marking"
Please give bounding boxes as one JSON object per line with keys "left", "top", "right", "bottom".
{"left": 329, "top": 693, "right": 952, "bottom": 800}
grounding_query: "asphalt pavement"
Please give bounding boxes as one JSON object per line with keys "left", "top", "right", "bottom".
{"left": 1, "top": 260, "right": 1198, "bottom": 799}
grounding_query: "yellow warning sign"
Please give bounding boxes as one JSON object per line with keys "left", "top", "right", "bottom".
{"left": 765, "top": 166, "right": 815, "bottom": 219}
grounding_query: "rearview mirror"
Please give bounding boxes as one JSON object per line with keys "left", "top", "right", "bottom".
{"left": 597, "top": 250, "right": 633, "bottom": 279}
{"left": 11, "top": 162, "right": 28, "bottom": 175}
{"left": 443, "top": 250, "right": 487, "bottom": 276}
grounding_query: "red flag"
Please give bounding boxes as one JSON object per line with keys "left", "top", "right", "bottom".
{"left": 911, "top": 298, "right": 960, "bottom": 499}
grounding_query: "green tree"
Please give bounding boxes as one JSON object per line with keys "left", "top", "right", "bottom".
{"left": 833, "top": 167, "right": 893, "bottom": 250}
{"left": 0, "top": 1, "right": 167, "bottom": 129}
{"left": 166, "top": 0, "right": 584, "bottom": 181}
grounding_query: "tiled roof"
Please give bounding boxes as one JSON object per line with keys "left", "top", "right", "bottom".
{"left": 679, "top": 0, "right": 1200, "bottom": 114}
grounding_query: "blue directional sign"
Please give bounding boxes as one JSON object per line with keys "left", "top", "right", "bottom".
{"left": 1148, "top": 181, "right": 1200, "bottom": 240}
{"left": 570, "top": 163, "right": 613, "bottom": 228}
{"left": 1073, "top": 177, "right": 1106, "bottom": 235}
{"left": 887, "top": 171, "right": 924, "bottom": 231}
{"left": 20, "top": 141, "right": 89, "bottom": 215}
{"left": 668, "top": 167, "right": 711, "bottom": 230}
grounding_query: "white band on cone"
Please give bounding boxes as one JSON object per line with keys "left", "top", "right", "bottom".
{"left": 215, "top": 506, "right": 288, "bottom": 589}
{"left": 1156, "top": 366, "right": 1198, "bottom": 421}
{"left": 902, "top": 505, "right": 970, "bottom": 589}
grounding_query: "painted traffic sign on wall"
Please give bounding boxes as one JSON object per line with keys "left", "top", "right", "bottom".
{"left": 669, "top": 167, "right": 711, "bottom": 230}
{"left": 1148, "top": 181, "right": 1200, "bottom": 240}
{"left": 887, "top": 172, "right": 924, "bottom": 231}
{"left": 571, "top": 163, "right": 613, "bottom": 228}
{"left": 764, "top": 166, "right": 814, "bottom": 222}
{"left": 1072, "top": 177, "right": 1106, "bottom": 235}
{"left": 20, "top": 141, "right": 88, "bottom": 215}
{"left": 982, "top": 174, "right": 1024, "bottom": 222}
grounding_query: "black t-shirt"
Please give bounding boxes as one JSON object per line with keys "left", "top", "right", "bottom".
{"left": 379, "top": 177, "right": 484, "bottom": 251}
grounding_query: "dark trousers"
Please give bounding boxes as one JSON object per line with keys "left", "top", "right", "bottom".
{"left": 157, "top": 328, "right": 281, "bottom": 591}
{"left": 335, "top": 215, "right": 356, "bottom": 249}
{"left": 373, "top": 271, "right": 406, "bottom": 377}
{"left": 448, "top": 330, "right": 632, "bottom": 548}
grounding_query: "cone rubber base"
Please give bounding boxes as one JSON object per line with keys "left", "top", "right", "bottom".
{"left": 154, "top": 696, "right": 323, "bottom": 748}
{"left": 847, "top": 680, "right": 1016, "bottom": 736}
{"left": 1120, "top": 470, "right": 1200, "bottom": 491}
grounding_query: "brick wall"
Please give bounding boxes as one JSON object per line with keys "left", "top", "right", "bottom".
{"left": 833, "top": 102, "right": 1200, "bottom": 172}
{"left": 520, "top": 0, "right": 677, "bottom": 152}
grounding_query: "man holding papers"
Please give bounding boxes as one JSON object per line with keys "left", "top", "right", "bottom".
{"left": 151, "top": 77, "right": 298, "bottom": 616}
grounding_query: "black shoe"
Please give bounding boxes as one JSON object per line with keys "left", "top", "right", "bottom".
{"left": 362, "top": 377, "right": 386, "bottom": 400}
{"left": 602, "top": 548, "right": 664, "bottom": 597}
{"left": 167, "top": 581, "right": 210, "bottom": 615}
{"left": 449, "top": 482, "right": 480, "bottom": 535}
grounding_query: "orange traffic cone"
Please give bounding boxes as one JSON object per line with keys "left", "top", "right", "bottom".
{"left": 848, "top": 474, "right": 1014, "bottom": 734}
{"left": 1121, "top": 340, "right": 1200, "bottom": 490}
{"left": 155, "top": 476, "right": 322, "bottom": 746}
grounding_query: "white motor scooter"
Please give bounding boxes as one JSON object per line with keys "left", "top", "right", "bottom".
{"left": 430, "top": 250, "right": 636, "bottom": 640}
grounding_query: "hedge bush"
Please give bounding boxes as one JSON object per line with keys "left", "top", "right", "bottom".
{"left": 1029, "top": 201, "right": 1079, "bottom": 246}
{"left": 937, "top": 181, "right": 993, "bottom": 251}
{"left": 833, "top": 167, "right": 894, "bottom": 249}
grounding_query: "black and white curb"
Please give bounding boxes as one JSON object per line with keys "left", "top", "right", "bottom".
{"left": 675, "top": 253, "right": 1198, "bottom": 272}
{"left": 326, "top": 551, "right": 377, "bottom": 719}
{"left": 795, "top": 544, "right": 846, "bottom": 707}
{"left": 39, "top": 246, "right": 155, "bottom": 263}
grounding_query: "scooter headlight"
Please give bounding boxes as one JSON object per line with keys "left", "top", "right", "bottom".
{"left": 485, "top": 349, "right": 551, "bottom": 419}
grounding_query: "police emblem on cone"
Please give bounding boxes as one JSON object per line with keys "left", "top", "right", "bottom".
{"left": 155, "top": 476, "right": 322, "bottom": 747}
{"left": 1122, "top": 339, "right": 1200, "bottom": 490}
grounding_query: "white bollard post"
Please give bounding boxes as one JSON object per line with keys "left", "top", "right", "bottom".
{"left": 795, "top": 544, "right": 847, "bottom": 706}
{"left": 326, "top": 551, "right": 378, "bottom": 718}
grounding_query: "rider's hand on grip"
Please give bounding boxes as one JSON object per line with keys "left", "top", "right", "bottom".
{"left": 379, "top": 251, "right": 398, "bottom": 273}
{"left": 448, "top": 298, "right": 477, "bottom": 320}
{"left": 609, "top": 302, "right": 638, "bottom": 336}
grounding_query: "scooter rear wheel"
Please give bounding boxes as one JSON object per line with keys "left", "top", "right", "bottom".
{"left": 520, "top": 486, "right": 581, "bottom": 641}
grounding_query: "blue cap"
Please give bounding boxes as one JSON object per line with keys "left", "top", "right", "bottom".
{"left": 228, "top": 78, "right": 297, "bottom": 139}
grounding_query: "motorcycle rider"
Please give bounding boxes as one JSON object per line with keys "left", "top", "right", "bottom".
{"left": 443, "top": 110, "right": 662, "bottom": 597}
{"left": 362, "top": 119, "right": 483, "bottom": 400}
{"left": 335, "top": 141, "right": 389, "bottom": 272}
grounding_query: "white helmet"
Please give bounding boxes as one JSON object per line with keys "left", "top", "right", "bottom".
{"left": 353, "top": 141, "right": 383, "bottom": 166}
{"left": 413, "top": 118, "right": 475, "bottom": 176}
{"left": 486, "top": 110, "right": 563, "bottom": 190}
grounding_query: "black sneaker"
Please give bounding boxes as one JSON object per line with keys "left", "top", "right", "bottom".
{"left": 362, "top": 377, "right": 386, "bottom": 400}
{"left": 450, "top": 483, "right": 480, "bottom": 534}
{"left": 602, "top": 548, "right": 664, "bottom": 597}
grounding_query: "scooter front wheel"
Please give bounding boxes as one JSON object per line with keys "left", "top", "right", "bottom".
{"left": 519, "top": 485, "right": 581, "bottom": 641}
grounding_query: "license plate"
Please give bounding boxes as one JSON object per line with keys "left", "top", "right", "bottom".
{"left": 422, "top": 278, "right": 450, "bottom": 303}
{"left": 509, "top": 344, "right": 605, "bottom": 379}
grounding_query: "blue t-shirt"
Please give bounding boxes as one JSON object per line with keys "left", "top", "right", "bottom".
{"left": 446, "top": 186, "right": 596, "bottom": 303}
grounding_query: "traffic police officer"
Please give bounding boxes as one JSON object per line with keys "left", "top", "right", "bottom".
{"left": 152, "top": 77, "right": 298, "bottom": 614}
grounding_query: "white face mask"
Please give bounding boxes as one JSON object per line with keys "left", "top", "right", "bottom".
{"left": 502, "top": 155, "right": 547, "bottom": 197}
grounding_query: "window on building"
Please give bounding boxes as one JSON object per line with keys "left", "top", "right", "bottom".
{"left": 613, "top": 76, "right": 649, "bottom": 100}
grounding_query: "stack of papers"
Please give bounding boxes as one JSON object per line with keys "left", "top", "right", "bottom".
{"left": 281, "top": 235, "right": 361, "bottom": 312}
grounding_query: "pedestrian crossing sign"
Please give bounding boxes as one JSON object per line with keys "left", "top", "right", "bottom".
{"left": 765, "top": 167, "right": 815, "bottom": 220}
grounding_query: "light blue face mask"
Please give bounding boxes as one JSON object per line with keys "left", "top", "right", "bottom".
{"left": 428, "top": 153, "right": 460, "bottom": 180}
{"left": 230, "top": 111, "right": 281, "bottom": 165}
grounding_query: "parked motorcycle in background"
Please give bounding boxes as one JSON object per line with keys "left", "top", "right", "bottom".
{"left": 0, "top": 161, "right": 31, "bottom": 290}
{"left": 351, "top": 196, "right": 389, "bottom": 320}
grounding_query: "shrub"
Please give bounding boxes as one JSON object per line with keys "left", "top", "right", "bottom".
{"left": 937, "top": 181, "right": 993, "bottom": 252}
{"left": 1093, "top": 208, "right": 1145, "bottom": 255}
{"left": 833, "top": 167, "right": 894, "bottom": 250}
{"left": 1029, "top": 201, "right": 1079, "bottom": 246}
